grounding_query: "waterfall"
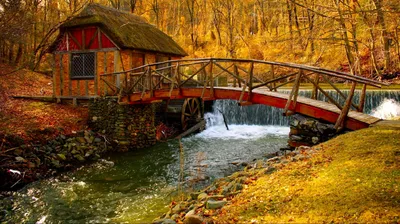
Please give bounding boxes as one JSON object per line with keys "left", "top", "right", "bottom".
{"left": 205, "top": 90, "right": 400, "bottom": 127}
{"left": 371, "top": 99, "right": 400, "bottom": 119}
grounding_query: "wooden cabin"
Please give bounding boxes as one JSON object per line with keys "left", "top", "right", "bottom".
{"left": 49, "top": 3, "right": 187, "bottom": 99}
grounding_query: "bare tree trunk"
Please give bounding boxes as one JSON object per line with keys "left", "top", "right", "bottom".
{"left": 14, "top": 43, "right": 23, "bottom": 65}
{"left": 8, "top": 42, "right": 14, "bottom": 64}
{"left": 334, "top": 0, "right": 354, "bottom": 74}
{"left": 306, "top": 0, "right": 315, "bottom": 55}
{"left": 130, "top": 0, "right": 138, "bottom": 13}
{"left": 293, "top": 2, "right": 301, "bottom": 36}
{"left": 372, "top": 0, "right": 390, "bottom": 72}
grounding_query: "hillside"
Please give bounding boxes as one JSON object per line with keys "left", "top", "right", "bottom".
{"left": 213, "top": 125, "right": 400, "bottom": 223}
{"left": 0, "top": 64, "right": 88, "bottom": 147}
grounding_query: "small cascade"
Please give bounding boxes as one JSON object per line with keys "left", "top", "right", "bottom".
{"left": 307, "top": 90, "right": 400, "bottom": 114}
{"left": 205, "top": 90, "right": 400, "bottom": 127}
{"left": 371, "top": 98, "right": 400, "bottom": 119}
{"left": 205, "top": 100, "right": 289, "bottom": 127}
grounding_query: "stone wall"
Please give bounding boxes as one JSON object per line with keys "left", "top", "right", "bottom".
{"left": 88, "top": 98, "right": 156, "bottom": 151}
{"left": 288, "top": 114, "right": 337, "bottom": 148}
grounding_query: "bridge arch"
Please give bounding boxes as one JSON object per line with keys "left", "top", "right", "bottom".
{"left": 100, "top": 58, "right": 387, "bottom": 131}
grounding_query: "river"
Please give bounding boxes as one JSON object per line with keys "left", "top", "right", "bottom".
{"left": 1, "top": 90, "right": 399, "bottom": 223}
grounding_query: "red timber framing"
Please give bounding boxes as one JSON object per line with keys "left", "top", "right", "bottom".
{"left": 52, "top": 26, "right": 181, "bottom": 100}
{"left": 55, "top": 27, "right": 117, "bottom": 51}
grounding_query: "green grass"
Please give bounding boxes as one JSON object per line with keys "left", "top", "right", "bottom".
{"left": 215, "top": 126, "right": 400, "bottom": 223}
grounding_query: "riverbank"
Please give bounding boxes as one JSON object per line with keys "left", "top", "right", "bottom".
{"left": 157, "top": 123, "right": 400, "bottom": 223}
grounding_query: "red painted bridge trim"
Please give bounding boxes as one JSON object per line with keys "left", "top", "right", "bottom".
{"left": 120, "top": 87, "right": 380, "bottom": 131}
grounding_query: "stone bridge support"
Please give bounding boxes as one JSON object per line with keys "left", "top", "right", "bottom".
{"left": 88, "top": 98, "right": 156, "bottom": 151}
{"left": 288, "top": 114, "right": 337, "bottom": 148}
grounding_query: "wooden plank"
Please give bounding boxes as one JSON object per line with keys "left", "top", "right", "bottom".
{"left": 175, "top": 120, "right": 205, "bottom": 139}
{"left": 71, "top": 80, "right": 79, "bottom": 96}
{"left": 63, "top": 54, "right": 70, "bottom": 96}
{"left": 114, "top": 51, "right": 120, "bottom": 88}
{"left": 59, "top": 54, "right": 63, "bottom": 96}
{"left": 103, "top": 51, "right": 108, "bottom": 95}
{"left": 79, "top": 80, "right": 85, "bottom": 96}
{"left": 88, "top": 80, "right": 95, "bottom": 95}
{"left": 85, "top": 80, "right": 89, "bottom": 96}
{"left": 106, "top": 51, "right": 114, "bottom": 94}
{"left": 77, "top": 80, "right": 80, "bottom": 96}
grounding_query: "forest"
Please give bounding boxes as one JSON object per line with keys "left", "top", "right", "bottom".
{"left": 0, "top": 0, "right": 399, "bottom": 78}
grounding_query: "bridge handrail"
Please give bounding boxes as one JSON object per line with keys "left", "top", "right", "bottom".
{"left": 101, "top": 58, "right": 388, "bottom": 87}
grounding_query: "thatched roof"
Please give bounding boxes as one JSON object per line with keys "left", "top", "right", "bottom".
{"left": 56, "top": 3, "right": 187, "bottom": 56}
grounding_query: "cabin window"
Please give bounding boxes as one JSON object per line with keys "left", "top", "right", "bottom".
{"left": 70, "top": 52, "right": 95, "bottom": 79}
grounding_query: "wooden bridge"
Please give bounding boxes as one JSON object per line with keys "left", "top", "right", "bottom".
{"left": 100, "top": 58, "right": 388, "bottom": 131}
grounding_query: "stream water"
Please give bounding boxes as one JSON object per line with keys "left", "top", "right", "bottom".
{"left": 1, "top": 90, "right": 399, "bottom": 223}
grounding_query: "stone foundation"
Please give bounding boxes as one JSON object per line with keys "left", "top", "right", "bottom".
{"left": 288, "top": 114, "right": 337, "bottom": 148}
{"left": 88, "top": 98, "right": 156, "bottom": 151}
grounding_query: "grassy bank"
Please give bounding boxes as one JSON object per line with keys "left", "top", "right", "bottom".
{"left": 214, "top": 125, "right": 400, "bottom": 223}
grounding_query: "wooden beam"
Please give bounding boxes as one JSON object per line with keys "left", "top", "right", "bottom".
{"left": 358, "top": 84, "right": 367, "bottom": 112}
{"left": 175, "top": 120, "right": 206, "bottom": 139}
{"left": 98, "top": 27, "right": 102, "bottom": 49}
{"left": 179, "top": 61, "right": 210, "bottom": 87}
{"left": 304, "top": 76, "right": 343, "bottom": 110}
{"left": 67, "top": 31, "right": 82, "bottom": 49}
{"left": 239, "top": 78, "right": 248, "bottom": 103}
{"left": 311, "top": 73, "right": 319, "bottom": 99}
{"left": 321, "top": 75, "right": 358, "bottom": 109}
{"left": 233, "top": 64, "right": 239, "bottom": 88}
{"left": 248, "top": 62, "right": 254, "bottom": 100}
{"left": 209, "top": 60, "right": 214, "bottom": 98}
{"left": 86, "top": 29, "right": 99, "bottom": 49}
{"left": 283, "top": 70, "right": 301, "bottom": 115}
{"left": 85, "top": 80, "right": 89, "bottom": 96}
{"left": 252, "top": 72, "right": 297, "bottom": 89}
{"left": 213, "top": 61, "right": 246, "bottom": 84}
{"left": 271, "top": 65, "right": 276, "bottom": 91}
{"left": 335, "top": 82, "right": 357, "bottom": 131}
{"left": 82, "top": 29, "right": 85, "bottom": 50}
{"left": 60, "top": 54, "right": 63, "bottom": 96}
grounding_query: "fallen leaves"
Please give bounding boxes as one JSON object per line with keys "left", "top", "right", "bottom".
{"left": 0, "top": 63, "right": 88, "bottom": 145}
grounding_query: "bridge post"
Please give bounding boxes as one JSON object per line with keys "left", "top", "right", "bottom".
{"left": 334, "top": 81, "right": 357, "bottom": 131}
{"left": 148, "top": 68, "right": 153, "bottom": 97}
{"left": 271, "top": 65, "right": 276, "bottom": 92}
{"left": 283, "top": 69, "right": 302, "bottom": 116}
{"left": 358, "top": 84, "right": 367, "bottom": 112}
{"left": 248, "top": 62, "right": 254, "bottom": 101}
{"left": 209, "top": 60, "right": 214, "bottom": 98}
{"left": 233, "top": 65, "right": 239, "bottom": 88}
{"left": 311, "top": 74, "right": 319, "bottom": 100}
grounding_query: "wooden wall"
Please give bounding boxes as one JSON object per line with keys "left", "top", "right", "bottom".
{"left": 53, "top": 50, "right": 180, "bottom": 98}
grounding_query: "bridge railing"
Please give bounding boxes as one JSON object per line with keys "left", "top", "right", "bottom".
{"left": 101, "top": 58, "right": 388, "bottom": 130}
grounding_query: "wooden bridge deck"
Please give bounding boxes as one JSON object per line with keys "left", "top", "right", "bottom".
{"left": 121, "top": 87, "right": 381, "bottom": 131}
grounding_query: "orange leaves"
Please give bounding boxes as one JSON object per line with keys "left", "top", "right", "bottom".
{"left": 0, "top": 64, "right": 88, "bottom": 144}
